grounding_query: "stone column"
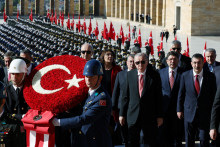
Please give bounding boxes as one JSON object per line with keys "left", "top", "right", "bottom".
{"left": 156, "top": 0, "right": 163, "bottom": 26}
{"left": 69, "top": 0, "right": 75, "bottom": 15}
{"left": 111, "top": 0, "right": 115, "bottom": 17}
{"left": 50, "top": 0, "right": 54, "bottom": 13}
{"left": 115, "top": 0, "right": 118, "bottom": 17}
{"left": 21, "top": 0, "right": 29, "bottom": 15}
{"left": 55, "top": 0, "right": 59, "bottom": 15}
{"left": 99, "top": 0, "right": 104, "bottom": 16}
{"left": 150, "top": 0, "right": 156, "bottom": 25}
{"left": 35, "top": 0, "right": 44, "bottom": 16}
{"left": 64, "top": 0, "right": 69, "bottom": 15}
{"left": 79, "top": 0, "right": 83, "bottom": 15}
{"left": 134, "top": 0, "right": 139, "bottom": 22}
{"left": 162, "top": 0, "right": 166, "bottom": 27}
{"left": 120, "top": 0, "right": 124, "bottom": 19}
{"left": 129, "top": 0, "right": 134, "bottom": 21}
{"left": 93, "top": 0, "right": 99, "bottom": 16}
{"left": 139, "top": 0, "right": 145, "bottom": 22}
{"left": 144, "top": 0, "right": 150, "bottom": 23}
{"left": 124, "top": 0, "right": 129, "bottom": 19}
{"left": 85, "top": 0, "right": 89, "bottom": 16}
{"left": 106, "top": 0, "right": 111, "bottom": 17}
{"left": 5, "top": 0, "right": 13, "bottom": 16}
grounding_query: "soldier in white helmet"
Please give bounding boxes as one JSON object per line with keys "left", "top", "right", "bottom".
{"left": 5, "top": 58, "right": 30, "bottom": 147}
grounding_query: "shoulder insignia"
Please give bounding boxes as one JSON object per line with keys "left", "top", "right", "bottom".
{"left": 95, "top": 92, "right": 99, "bottom": 96}
{"left": 99, "top": 100, "right": 106, "bottom": 106}
{"left": 101, "top": 92, "right": 105, "bottom": 96}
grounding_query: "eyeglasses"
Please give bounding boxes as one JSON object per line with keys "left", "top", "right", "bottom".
{"left": 81, "top": 51, "right": 91, "bottom": 54}
{"left": 135, "top": 61, "right": 146, "bottom": 65}
{"left": 172, "top": 48, "right": 181, "bottom": 51}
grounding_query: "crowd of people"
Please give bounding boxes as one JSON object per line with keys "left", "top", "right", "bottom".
{"left": 0, "top": 16, "right": 220, "bottom": 147}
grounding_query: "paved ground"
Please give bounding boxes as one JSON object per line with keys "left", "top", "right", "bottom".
{"left": 1, "top": 16, "right": 220, "bottom": 61}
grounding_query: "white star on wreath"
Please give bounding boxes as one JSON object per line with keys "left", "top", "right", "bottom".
{"left": 65, "top": 74, "right": 84, "bottom": 89}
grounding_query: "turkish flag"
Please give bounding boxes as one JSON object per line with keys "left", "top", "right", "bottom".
{"left": 71, "top": 14, "right": 74, "bottom": 30}
{"left": 61, "top": 12, "right": 64, "bottom": 27}
{"left": 186, "top": 37, "right": 190, "bottom": 57}
{"left": 204, "top": 42, "right": 207, "bottom": 62}
{"left": 120, "top": 25, "right": 125, "bottom": 45}
{"left": 95, "top": 21, "right": 99, "bottom": 39}
{"left": 138, "top": 29, "right": 142, "bottom": 48}
{"left": 29, "top": 9, "right": 33, "bottom": 21}
{"left": 149, "top": 31, "right": 154, "bottom": 55}
{"left": 83, "top": 17, "right": 87, "bottom": 34}
{"left": 17, "top": 10, "right": 19, "bottom": 20}
{"left": 103, "top": 22, "right": 109, "bottom": 40}
{"left": 50, "top": 12, "right": 54, "bottom": 23}
{"left": 109, "top": 22, "right": 113, "bottom": 40}
{"left": 112, "top": 27, "right": 115, "bottom": 40}
{"left": 160, "top": 33, "right": 163, "bottom": 51}
{"left": 66, "top": 13, "right": 70, "bottom": 29}
{"left": 88, "top": 17, "right": 92, "bottom": 35}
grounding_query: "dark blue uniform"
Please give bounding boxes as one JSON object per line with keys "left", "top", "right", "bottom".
{"left": 60, "top": 86, "right": 112, "bottom": 147}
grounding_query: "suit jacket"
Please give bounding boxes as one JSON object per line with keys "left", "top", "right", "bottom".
{"left": 159, "top": 67, "right": 183, "bottom": 114}
{"left": 120, "top": 68, "right": 163, "bottom": 127}
{"left": 2, "top": 67, "right": 10, "bottom": 86}
{"left": 112, "top": 70, "right": 127, "bottom": 110}
{"left": 162, "top": 54, "right": 192, "bottom": 72}
{"left": 210, "top": 86, "right": 220, "bottom": 132}
{"left": 177, "top": 70, "right": 216, "bottom": 127}
{"left": 203, "top": 61, "right": 220, "bottom": 72}
{"left": 215, "top": 66, "right": 220, "bottom": 88}
{"left": 60, "top": 86, "right": 112, "bottom": 147}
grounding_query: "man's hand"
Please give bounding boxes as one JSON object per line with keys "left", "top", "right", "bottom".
{"left": 119, "top": 116, "right": 125, "bottom": 126}
{"left": 52, "top": 118, "right": 60, "bottom": 126}
{"left": 210, "top": 129, "right": 217, "bottom": 140}
{"left": 157, "top": 118, "right": 163, "bottom": 127}
{"left": 177, "top": 112, "right": 184, "bottom": 119}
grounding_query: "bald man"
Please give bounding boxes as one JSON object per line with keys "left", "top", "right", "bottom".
{"left": 80, "top": 43, "right": 94, "bottom": 61}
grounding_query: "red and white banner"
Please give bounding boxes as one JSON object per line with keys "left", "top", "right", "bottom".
{"left": 22, "top": 109, "right": 55, "bottom": 147}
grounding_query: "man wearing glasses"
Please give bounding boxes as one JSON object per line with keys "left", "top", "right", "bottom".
{"left": 162, "top": 40, "right": 192, "bottom": 72}
{"left": 80, "top": 43, "right": 93, "bottom": 61}
{"left": 119, "top": 53, "right": 163, "bottom": 147}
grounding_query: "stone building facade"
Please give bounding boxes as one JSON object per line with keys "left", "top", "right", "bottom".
{"left": 4, "top": 0, "right": 220, "bottom": 35}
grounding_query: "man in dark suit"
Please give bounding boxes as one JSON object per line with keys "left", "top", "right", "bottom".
{"left": 5, "top": 58, "right": 30, "bottom": 147}
{"left": 214, "top": 66, "right": 220, "bottom": 88}
{"left": 2, "top": 51, "right": 13, "bottom": 86}
{"left": 112, "top": 54, "right": 136, "bottom": 146}
{"left": 119, "top": 53, "right": 163, "bottom": 147}
{"left": 162, "top": 40, "right": 192, "bottom": 72}
{"left": 203, "top": 48, "right": 220, "bottom": 72}
{"left": 159, "top": 51, "right": 183, "bottom": 147}
{"left": 177, "top": 53, "right": 216, "bottom": 147}
{"left": 210, "top": 86, "right": 220, "bottom": 146}
{"left": 20, "top": 49, "right": 36, "bottom": 75}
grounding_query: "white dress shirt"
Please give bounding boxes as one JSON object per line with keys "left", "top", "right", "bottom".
{"left": 193, "top": 69, "right": 203, "bottom": 88}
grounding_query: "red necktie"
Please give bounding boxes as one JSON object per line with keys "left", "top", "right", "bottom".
{"left": 195, "top": 75, "right": 200, "bottom": 95}
{"left": 8, "top": 72, "right": 11, "bottom": 81}
{"left": 170, "top": 71, "right": 174, "bottom": 90}
{"left": 139, "top": 74, "right": 144, "bottom": 97}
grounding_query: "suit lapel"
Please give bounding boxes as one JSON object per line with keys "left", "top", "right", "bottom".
{"left": 141, "top": 70, "right": 152, "bottom": 97}
{"left": 164, "top": 67, "right": 171, "bottom": 91}
{"left": 189, "top": 70, "right": 197, "bottom": 97}
{"left": 133, "top": 70, "right": 139, "bottom": 97}
{"left": 198, "top": 72, "right": 207, "bottom": 97}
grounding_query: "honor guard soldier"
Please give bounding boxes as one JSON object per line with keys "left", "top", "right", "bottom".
{"left": 5, "top": 58, "right": 30, "bottom": 147}
{"left": 53, "top": 59, "right": 112, "bottom": 147}
{"left": 0, "top": 81, "right": 21, "bottom": 147}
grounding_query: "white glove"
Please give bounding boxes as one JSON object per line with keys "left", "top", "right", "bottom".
{"left": 52, "top": 118, "right": 60, "bottom": 126}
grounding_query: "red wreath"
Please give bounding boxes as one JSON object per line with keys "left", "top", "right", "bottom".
{"left": 23, "top": 55, "right": 88, "bottom": 114}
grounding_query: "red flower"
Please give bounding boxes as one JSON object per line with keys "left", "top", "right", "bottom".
{"left": 23, "top": 55, "right": 88, "bottom": 114}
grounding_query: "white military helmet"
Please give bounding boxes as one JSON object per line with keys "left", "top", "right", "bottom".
{"left": 8, "top": 59, "right": 27, "bottom": 73}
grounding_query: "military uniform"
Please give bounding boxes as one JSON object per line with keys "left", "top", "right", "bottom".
{"left": 60, "top": 86, "right": 112, "bottom": 147}
{"left": 5, "top": 85, "right": 29, "bottom": 147}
